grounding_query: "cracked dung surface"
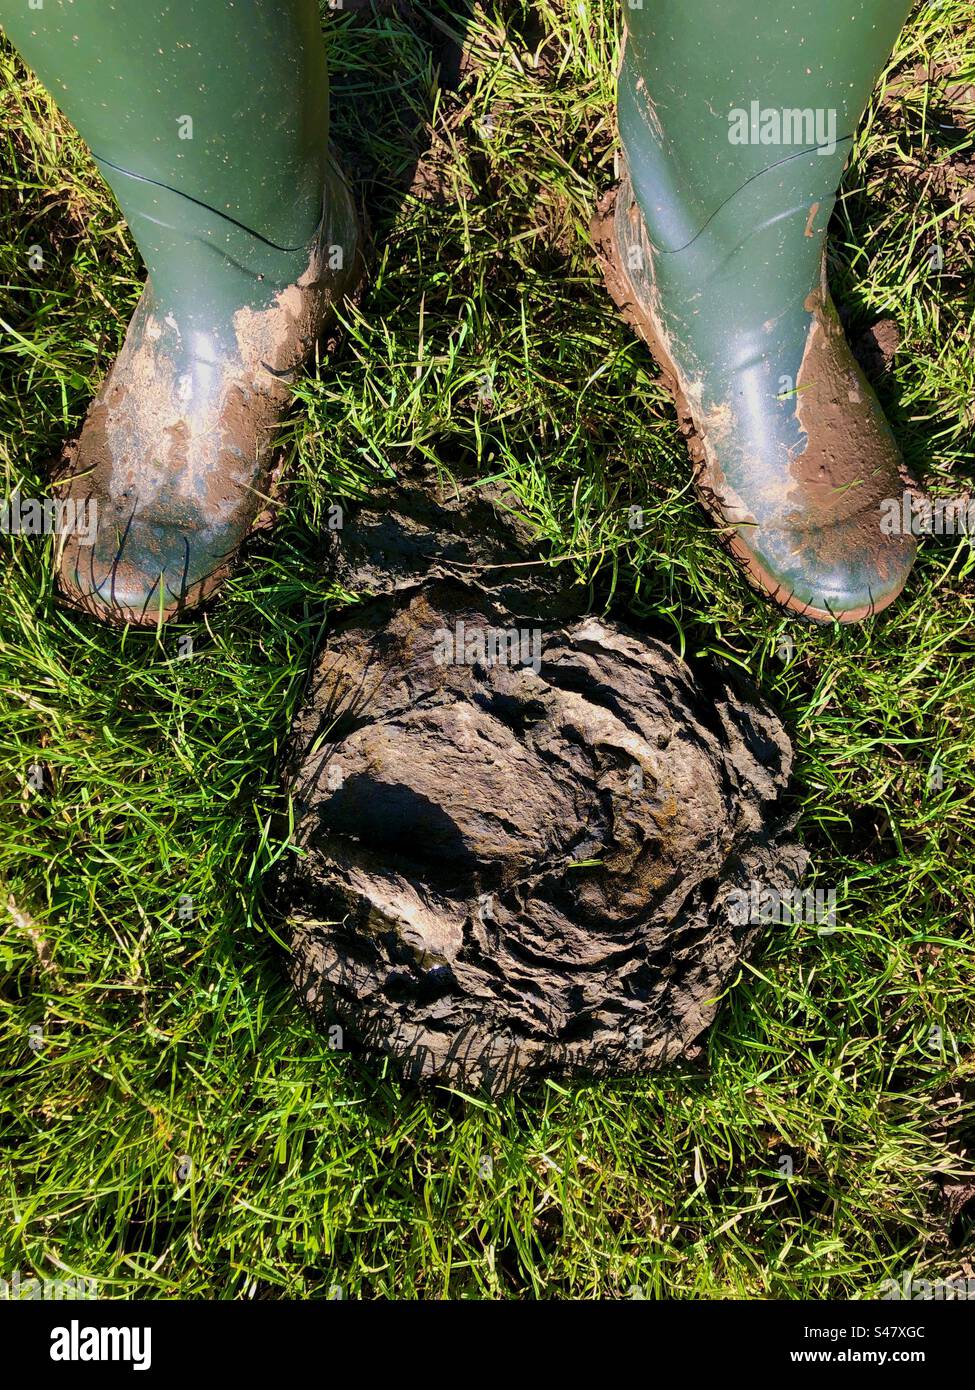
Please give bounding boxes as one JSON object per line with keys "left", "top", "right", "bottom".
{"left": 277, "top": 468, "right": 806, "bottom": 1093}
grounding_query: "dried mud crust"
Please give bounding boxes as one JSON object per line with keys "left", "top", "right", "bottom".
{"left": 248, "top": 218, "right": 371, "bottom": 538}
{"left": 277, "top": 467, "right": 806, "bottom": 1094}
{"left": 592, "top": 186, "right": 906, "bottom": 626}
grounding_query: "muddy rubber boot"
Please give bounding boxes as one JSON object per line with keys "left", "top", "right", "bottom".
{"left": 596, "top": 0, "right": 917, "bottom": 622}
{"left": 1, "top": 0, "right": 360, "bottom": 624}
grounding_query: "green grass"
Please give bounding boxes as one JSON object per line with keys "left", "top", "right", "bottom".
{"left": 1, "top": 0, "right": 974, "bottom": 1299}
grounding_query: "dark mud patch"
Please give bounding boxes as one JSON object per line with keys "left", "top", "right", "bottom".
{"left": 853, "top": 318, "right": 902, "bottom": 382}
{"left": 942, "top": 1181, "right": 975, "bottom": 1249}
{"left": 873, "top": 58, "right": 975, "bottom": 275}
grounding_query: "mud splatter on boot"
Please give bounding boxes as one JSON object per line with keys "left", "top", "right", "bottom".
{"left": 57, "top": 187, "right": 361, "bottom": 624}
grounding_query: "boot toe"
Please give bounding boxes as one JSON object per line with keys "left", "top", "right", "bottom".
{"left": 58, "top": 510, "right": 232, "bottom": 625}
{"left": 734, "top": 506, "right": 917, "bottom": 623}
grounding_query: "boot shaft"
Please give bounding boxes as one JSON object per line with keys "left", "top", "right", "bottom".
{"left": 619, "top": 0, "right": 914, "bottom": 253}
{"left": 0, "top": 0, "right": 342, "bottom": 323}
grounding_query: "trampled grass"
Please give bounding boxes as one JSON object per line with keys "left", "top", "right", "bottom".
{"left": 0, "top": 0, "right": 973, "bottom": 1299}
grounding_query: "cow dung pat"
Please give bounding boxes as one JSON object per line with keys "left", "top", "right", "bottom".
{"left": 278, "top": 471, "right": 805, "bottom": 1094}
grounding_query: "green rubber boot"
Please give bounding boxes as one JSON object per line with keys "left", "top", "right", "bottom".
{"left": 1, "top": 0, "right": 360, "bottom": 624}
{"left": 596, "top": 0, "right": 917, "bottom": 622}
